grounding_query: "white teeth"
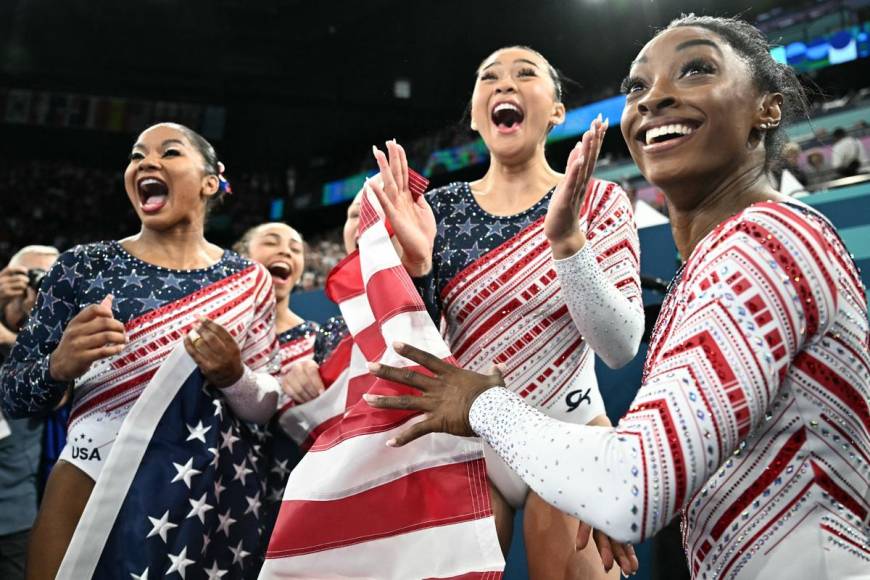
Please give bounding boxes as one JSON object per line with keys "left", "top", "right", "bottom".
{"left": 493, "top": 102, "right": 521, "bottom": 114}
{"left": 140, "top": 178, "right": 162, "bottom": 187}
{"left": 645, "top": 123, "right": 696, "bottom": 146}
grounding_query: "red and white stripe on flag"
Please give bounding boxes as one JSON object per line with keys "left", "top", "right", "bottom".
{"left": 264, "top": 171, "right": 504, "bottom": 579}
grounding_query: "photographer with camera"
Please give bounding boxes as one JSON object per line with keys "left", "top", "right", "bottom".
{"left": 0, "top": 245, "right": 58, "bottom": 580}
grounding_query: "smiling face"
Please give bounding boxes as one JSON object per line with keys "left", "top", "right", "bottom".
{"left": 470, "top": 47, "right": 565, "bottom": 162}
{"left": 245, "top": 223, "right": 304, "bottom": 300}
{"left": 123, "top": 124, "right": 219, "bottom": 231}
{"left": 620, "top": 26, "right": 774, "bottom": 192}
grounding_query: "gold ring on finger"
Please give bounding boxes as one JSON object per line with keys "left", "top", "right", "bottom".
{"left": 189, "top": 330, "right": 203, "bottom": 348}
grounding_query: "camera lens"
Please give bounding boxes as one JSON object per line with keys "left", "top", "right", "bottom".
{"left": 27, "top": 268, "right": 47, "bottom": 290}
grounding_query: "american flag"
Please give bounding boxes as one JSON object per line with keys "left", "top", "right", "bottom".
{"left": 265, "top": 173, "right": 504, "bottom": 578}
{"left": 58, "top": 346, "right": 275, "bottom": 579}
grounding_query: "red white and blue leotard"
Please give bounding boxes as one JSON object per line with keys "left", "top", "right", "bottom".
{"left": 0, "top": 241, "right": 280, "bottom": 481}
{"left": 469, "top": 201, "right": 870, "bottom": 578}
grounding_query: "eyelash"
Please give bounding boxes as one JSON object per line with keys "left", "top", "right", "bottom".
{"left": 680, "top": 58, "right": 716, "bottom": 78}
{"left": 128, "top": 149, "right": 182, "bottom": 161}
{"left": 620, "top": 58, "right": 716, "bottom": 95}
{"left": 479, "top": 68, "right": 538, "bottom": 82}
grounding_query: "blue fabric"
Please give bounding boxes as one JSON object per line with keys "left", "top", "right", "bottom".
{"left": 0, "top": 416, "right": 42, "bottom": 534}
{"left": 39, "top": 404, "right": 70, "bottom": 496}
{"left": 414, "top": 182, "right": 554, "bottom": 323}
{"left": 92, "top": 367, "right": 269, "bottom": 579}
{"left": 0, "top": 241, "right": 251, "bottom": 419}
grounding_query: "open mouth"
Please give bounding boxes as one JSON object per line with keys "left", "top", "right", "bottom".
{"left": 137, "top": 177, "right": 169, "bottom": 213}
{"left": 267, "top": 261, "right": 293, "bottom": 283}
{"left": 491, "top": 102, "right": 525, "bottom": 133}
{"left": 637, "top": 121, "right": 702, "bottom": 148}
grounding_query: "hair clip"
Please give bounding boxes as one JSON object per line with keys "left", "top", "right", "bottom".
{"left": 217, "top": 161, "right": 232, "bottom": 194}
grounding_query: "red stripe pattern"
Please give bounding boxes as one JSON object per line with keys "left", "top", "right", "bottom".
{"left": 625, "top": 203, "right": 870, "bottom": 577}
{"left": 264, "top": 179, "right": 504, "bottom": 578}
{"left": 70, "top": 264, "right": 277, "bottom": 427}
{"left": 442, "top": 179, "right": 641, "bottom": 420}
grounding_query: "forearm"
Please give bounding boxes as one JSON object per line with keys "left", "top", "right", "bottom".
{"left": 220, "top": 365, "right": 280, "bottom": 424}
{"left": 554, "top": 244, "right": 643, "bottom": 368}
{"left": 0, "top": 354, "right": 69, "bottom": 418}
{"left": 469, "top": 387, "right": 649, "bottom": 542}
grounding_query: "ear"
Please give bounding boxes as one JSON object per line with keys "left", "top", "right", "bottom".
{"left": 549, "top": 101, "right": 567, "bottom": 128}
{"left": 202, "top": 174, "right": 220, "bottom": 200}
{"left": 755, "top": 92, "right": 783, "bottom": 131}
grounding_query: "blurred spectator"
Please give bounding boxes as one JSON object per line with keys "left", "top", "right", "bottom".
{"left": 0, "top": 246, "right": 58, "bottom": 580}
{"left": 831, "top": 127, "right": 869, "bottom": 177}
{"left": 805, "top": 149, "right": 834, "bottom": 189}
{"left": 300, "top": 271, "right": 317, "bottom": 291}
{"left": 773, "top": 142, "right": 808, "bottom": 187}
{"left": 0, "top": 246, "right": 59, "bottom": 361}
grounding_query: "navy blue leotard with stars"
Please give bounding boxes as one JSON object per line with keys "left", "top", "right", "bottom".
{"left": 414, "top": 181, "right": 554, "bottom": 321}
{"left": 0, "top": 240, "right": 253, "bottom": 418}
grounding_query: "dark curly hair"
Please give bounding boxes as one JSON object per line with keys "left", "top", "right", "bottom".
{"left": 154, "top": 122, "right": 230, "bottom": 210}
{"left": 663, "top": 14, "right": 809, "bottom": 169}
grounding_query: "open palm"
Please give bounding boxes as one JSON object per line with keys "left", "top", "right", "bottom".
{"left": 543, "top": 116, "right": 607, "bottom": 253}
{"left": 369, "top": 140, "right": 436, "bottom": 277}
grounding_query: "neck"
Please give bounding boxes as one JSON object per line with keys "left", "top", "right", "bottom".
{"left": 473, "top": 143, "right": 560, "bottom": 207}
{"left": 275, "top": 294, "right": 303, "bottom": 334}
{"left": 665, "top": 162, "right": 783, "bottom": 260}
{"left": 124, "top": 221, "right": 216, "bottom": 269}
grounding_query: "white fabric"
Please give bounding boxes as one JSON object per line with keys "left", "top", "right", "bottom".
{"left": 220, "top": 364, "right": 279, "bottom": 424}
{"left": 468, "top": 203, "right": 870, "bottom": 579}
{"left": 553, "top": 243, "right": 644, "bottom": 369}
{"left": 0, "top": 408, "right": 10, "bottom": 441}
{"left": 633, "top": 199, "right": 670, "bottom": 228}
{"left": 57, "top": 346, "right": 197, "bottom": 579}
{"left": 259, "top": 519, "right": 504, "bottom": 580}
{"left": 831, "top": 136, "right": 868, "bottom": 170}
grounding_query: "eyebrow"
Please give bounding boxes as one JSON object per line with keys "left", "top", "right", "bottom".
{"left": 480, "top": 58, "right": 540, "bottom": 72}
{"left": 132, "top": 138, "right": 186, "bottom": 150}
{"left": 630, "top": 38, "right": 721, "bottom": 67}
{"left": 675, "top": 39, "right": 722, "bottom": 53}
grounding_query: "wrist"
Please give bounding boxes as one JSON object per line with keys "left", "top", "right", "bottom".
{"left": 463, "top": 385, "right": 494, "bottom": 435}
{"left": 215, "top": 365, "right": 247, "bottom": 390}
{"left": 47, "top": 353, "right": 73, "bottom": 384}
{"left": 403, "top": 257, "right": 432, "bottom": 278}
{"left": 549, "top": 230, "right": 587, "bottom": 260}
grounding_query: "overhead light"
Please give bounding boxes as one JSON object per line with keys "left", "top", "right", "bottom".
{"left": 394, "top": 79, "right": 411, "bottom": 99}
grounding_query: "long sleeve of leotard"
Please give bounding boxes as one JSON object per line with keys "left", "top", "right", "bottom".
{"left": 0, "top": 249, "right": 87, "bottom": 418}
{"left": 553, "top": 181, "right": 643, "bottom": 368}
{"left": 469, "top": 206, "right": 837, "bottom": 542}
{"left": 220, "top": 263, "right": 281, "bottom": 424}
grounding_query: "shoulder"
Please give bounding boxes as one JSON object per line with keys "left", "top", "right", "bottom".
{"left": 688, "top": 201, "right": 843, "bottom": 322}
{"left": 220, "top": 249, "right": 260, "bottom": 275}
{"left": 50, "top": 241, "right": 115, "bottom": 276}
{"left": 585, "top": 179, "right": 631, "bottom": 217}
{"left": 424, "top": 182, "right": 469, "bottom": 215}
{"left": 278, "top": 320, "right": 320, "bottom": 344}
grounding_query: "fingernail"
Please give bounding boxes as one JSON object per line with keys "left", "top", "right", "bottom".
{"left": 393, "top": 341, "right": 405, "bottom": 350}
{"left": 367, "top": 362, "right": 381, "bottom": 373}
{"left": 362, "top": 393, "right": 380, "bottom": 403}
{"left": 386, "top": 438, "right": 398, "bottom": 447}
{"left": 372, "top": 145, "right": 378, "bottom": 156}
